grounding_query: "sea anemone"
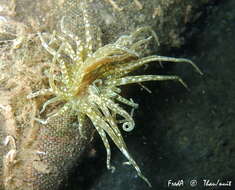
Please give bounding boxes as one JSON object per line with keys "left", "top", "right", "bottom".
{"left": 27, "top": 11, "right": 202, "bottom": 186}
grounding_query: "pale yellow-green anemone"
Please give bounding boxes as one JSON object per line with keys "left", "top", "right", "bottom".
{"left": 27, "top": 9, "right": 202, "bottom": 186}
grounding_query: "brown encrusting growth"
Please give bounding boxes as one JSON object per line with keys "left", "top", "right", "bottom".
{"left": 0, "top": 33, "right": 95, "bottom": 190}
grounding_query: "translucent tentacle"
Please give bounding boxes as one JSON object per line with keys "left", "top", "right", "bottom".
{"left": 27, "top": 89, "right": 53, "bottom": 99}
{"left": 40, "top": 96, "right": 61, "bottom": 114}
{"left": 60, "top": 16, "right": 83, "bottom": 61}
{"left": 55, "top": 33, "right": 77, "bottom": 61}
{"left": 102, "top": 97, "right": 135, "bottom": 132}
{"left": 85, "top": 107, "right": 150, "bottom": 186}
{"left": 121, "top": 147, "right": 151, "bottom": 187}
{"left": 102, "top": 55, "right": 202, "bottom": 79}
{"left": 90, "top": 44, "right": 139, "bottom": 60}
{"left": 48, "top": 56, "right": 62, "bottom": 94}
{"left": 38, "top": 32, "right": 58, "bottom": 57}
{"left": 96, "top": 126, "right": 116, "bottom": 172}
{"left": 60, "top": 17, "right": 83, "bottom": 62}
{"left": 35, "top": 102, "right": 71, "bottom": 125}
{"left": 146, "top": 55, "right": 203, "bottom": 75}
{"left": 115, "top": 95, "right": 139, "bottom": 109}
{"left": 82, "top": 2, "right": 93, "bottom": 57}
{"left": 130, "top": 36, "right": 152, "bottom": 51}
{"left": 106, "top": 75, "right": 188, "bottom": 89}
{"left": 130, "top": 26, "right": 160, "bottom": 46}
{"left": 84, "top": 106, "right": 117, "bottom": 171}
{"left": 77, "top": 112, "right": 87, "bottom": 139}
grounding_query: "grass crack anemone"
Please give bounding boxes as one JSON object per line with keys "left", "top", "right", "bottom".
{"left": 27, "top": 20, "right": 202, "bottom": 186}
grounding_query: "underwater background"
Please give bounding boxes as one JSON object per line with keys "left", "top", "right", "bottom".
{"left": 64, "top": 0, "right": 235, "bottom": 190}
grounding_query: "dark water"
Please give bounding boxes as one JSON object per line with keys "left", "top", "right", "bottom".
{"left": 65, "top": 1, "right": 235, "bottom": 190}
